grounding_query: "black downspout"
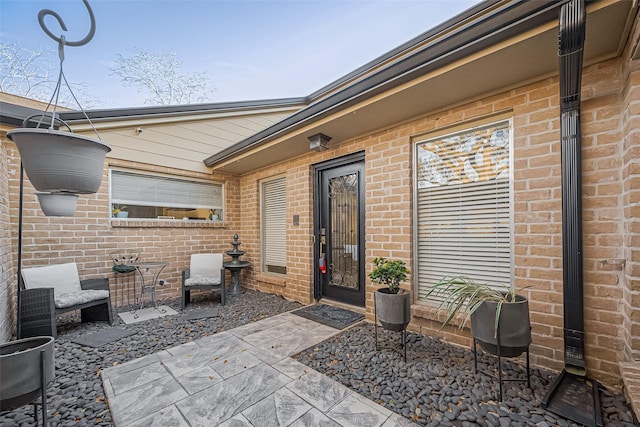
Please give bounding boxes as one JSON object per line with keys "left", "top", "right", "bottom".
{"left": 559, "top": 0, "right": 586, "bottom": 375}
{"left": 541, "top": 2, "right": 602, "bottom": 426}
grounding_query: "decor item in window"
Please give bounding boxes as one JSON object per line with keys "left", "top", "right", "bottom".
{"left": 209, "top": 209, "right": 220, "bottom": 221}
{"left": 370, "top": 257, "right": 410, "bottom": 332}
{"left": 424, "top": 276, "right": 531, "bottom": 356}
{"left": 112, "top": 205, "right": 128, "bottom": 218}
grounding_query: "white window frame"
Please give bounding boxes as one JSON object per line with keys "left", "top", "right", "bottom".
{"left": 413, "top": 118, "right": 514, "bottom": 304}
{"left": 109, "top": 168, "right": 224, "bottom": 220}
{"left": 260, "top": 175, "right": 287, "bottom": 275}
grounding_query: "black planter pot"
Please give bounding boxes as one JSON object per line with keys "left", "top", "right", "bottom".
{"left": 0, "top": 336, "right": 55, "bottom": 411}
{"left": 375, "top": 288, "right": 410, "bottom": 332}
{"left": 470, "top": 295, "right": 531, "bottom": 358}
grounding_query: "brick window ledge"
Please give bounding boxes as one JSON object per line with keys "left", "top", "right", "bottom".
{"left": 111, "top": 219, "right": 227, "bottom": 228}
{"left": 411, "top": 302, "right": 439, "bottom": 322}
{"left": 412, "top": 301, "right": 468, "bottom": 330}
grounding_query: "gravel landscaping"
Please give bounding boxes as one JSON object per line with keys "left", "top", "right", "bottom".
{"left": 1, "top": 291, "right": 637, "bottom": 427}
{"left": 294, "top": 323, "right": 638, "bottom": 427}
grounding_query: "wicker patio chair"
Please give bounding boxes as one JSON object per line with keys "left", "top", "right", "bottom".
{"left": 19, "top": 262, "right": 113, "bottom": 339}
{"left": 182, "top": 253, "right": 226, "bottom": 310}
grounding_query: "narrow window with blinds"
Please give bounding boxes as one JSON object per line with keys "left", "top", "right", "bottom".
{"left": 110, "top": 169, "right": 223, "bottom": 220}
{"left": 261, "top": 176, "right": 286, "bottom": 275}
{"left": 415, "top": 120, "right": 513, "bottom": 303}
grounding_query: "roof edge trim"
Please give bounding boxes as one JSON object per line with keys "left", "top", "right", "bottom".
{"left": 204, "top": 0, "right": 573, "bottom": 168}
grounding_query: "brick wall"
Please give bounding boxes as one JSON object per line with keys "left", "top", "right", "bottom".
{"left": 3, "top": 143, "right": 241, "bottom": 324}
{"left": 236, "top": 55, "right": 630, "bottom": 389}
{"left": 1, "top": 54, "right": 634, "bottom": 390}
{"left": 0, "top": 135, "right": 15, "bottom": 342}
{"left": 621, "top": 16, "right": 640, "bottom": 363}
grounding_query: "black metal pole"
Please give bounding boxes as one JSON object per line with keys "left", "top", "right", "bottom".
{"left": 16, "top": 163, "right": 25, "bottom": 339}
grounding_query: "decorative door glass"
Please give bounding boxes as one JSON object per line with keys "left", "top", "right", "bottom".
{"left": 328, "top": 172, "right": 359, "bottom": 289}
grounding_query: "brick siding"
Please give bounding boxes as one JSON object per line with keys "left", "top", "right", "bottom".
{"left": 2, "top": 151, "right": 241, "bottom": 316}
{"left": 621, "top": 12, "right": 640, "bottom": 371}
{"left": 234, "top": 55, "right": 634, "bottom": 390}
{"left": 0, "top": 139, "right": 14, "bottom": 341}
{"left": 1, "top": 34, "right": 638, "bottom": 394}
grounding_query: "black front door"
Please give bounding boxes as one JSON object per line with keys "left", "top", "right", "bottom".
{"left": 314, "top": 155, "right": 365, "bottom": 306}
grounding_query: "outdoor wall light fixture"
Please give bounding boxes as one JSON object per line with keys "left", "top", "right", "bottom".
{"left": 6, "top": 0, "right": 111, "bottom": 218}
{"left": 308, "top": 133, "right": 332, "bottom": 152}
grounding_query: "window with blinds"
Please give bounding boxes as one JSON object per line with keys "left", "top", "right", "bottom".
{"left": 261, "top": 176, "right": 286, "bottom": 275}
{"left": 415, "top": 120, "right": 513, "bottom": 303}
{"left": 110, "top": 169, "right": 223, "bottom": 220}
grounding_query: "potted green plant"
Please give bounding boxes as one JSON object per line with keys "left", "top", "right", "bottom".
{"left": 425, "top": 276, "right": 531, "bottom": 357}
{"left": 370, "top": 257, "right": 410, "bottom": 332}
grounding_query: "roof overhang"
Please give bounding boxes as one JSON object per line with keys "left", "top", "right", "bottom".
{"left": 57, "top": 97, "right": 307, "bottom": 132}
{"left": 205, "top": 0, "right": 637, "bottom": 175}
{"left": 0, "top": 102, "right": 52, "bottom": 128}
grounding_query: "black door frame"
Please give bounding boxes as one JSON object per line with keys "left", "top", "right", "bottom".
{"left": 312, "top": 152, "right": 365, "bottom": 305}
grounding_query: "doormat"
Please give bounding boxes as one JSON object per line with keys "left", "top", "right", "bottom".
{"left": 184, "top": 306, "right": 219, "bottom": 320}
{"left": 292, "top": 304, "right": 364, "bottom": 330}
{"left": 71, "top": 328, "right": 135, "bottom": 348}
{"left": 118, "top": 305, "right": 178, "bottom": 325}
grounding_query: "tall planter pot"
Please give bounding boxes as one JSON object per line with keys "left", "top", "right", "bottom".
{"left": 470, "top": 294, "right": 531, "bottom": 358}
{"left": 7, "top": 128, "right": 111, "bottom": 194}
{"left": 375, "top": 288, "right": 410, "bottom": 332}
{"left": 0, "top": 336, "right": 55, "bottom": 411}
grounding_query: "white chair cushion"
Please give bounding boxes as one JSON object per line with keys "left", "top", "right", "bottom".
{"left": 189, "top": 254, "right": 223, "bottom": 282}
{"left": 184, "top": 276, "right": 221, "bottom": 287}
{"left": 55, "top": 290, "right": 110, "bottom": 309}
{"left": 22, "top": 262, "right": 82, "bottom": 294}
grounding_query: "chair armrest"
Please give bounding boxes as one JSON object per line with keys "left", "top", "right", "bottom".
{"left": 80, "top": 277, "right": 110, "bottom": 292}
{"left": 18, "top": 288, "right": 57, "bottom": 339}
{"left": 182, "top": 269, "right": 191, "bottom": 284}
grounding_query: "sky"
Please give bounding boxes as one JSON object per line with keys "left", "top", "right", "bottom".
{"left": 1, "top": 0, "right": 479, "bottom": 109}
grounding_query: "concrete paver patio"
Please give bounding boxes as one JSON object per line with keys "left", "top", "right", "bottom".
{"left": 101, "top": 311, "right": 416, "bottom": 426}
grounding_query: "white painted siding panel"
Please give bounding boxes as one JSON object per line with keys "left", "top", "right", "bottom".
{"left": 100, "top": 110, "right": 295, "bottom": 172}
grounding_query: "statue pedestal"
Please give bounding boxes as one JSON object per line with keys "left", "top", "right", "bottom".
{"left": 223, "top": 261, "right": 251, "bottom": 295}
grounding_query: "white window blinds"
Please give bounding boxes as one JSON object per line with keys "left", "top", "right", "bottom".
{"left": 262, "top": 176, "right": 287, "bottom": 269}
{"left": 415, "top": 121, "right": 512, "bottom": 302}
{"left": 111, "top": 170, "right": 222, "bottom": 209}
